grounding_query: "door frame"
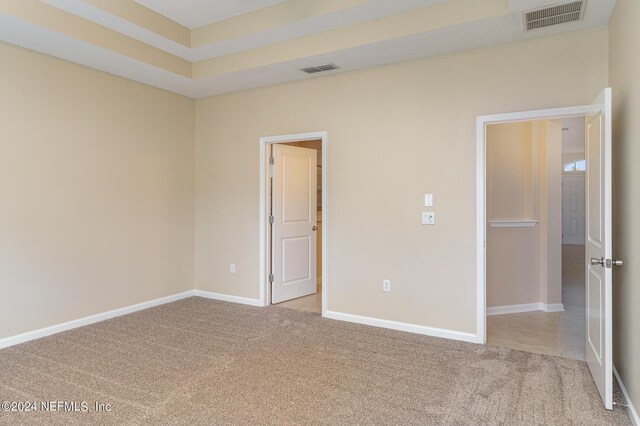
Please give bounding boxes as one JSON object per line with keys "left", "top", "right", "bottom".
{"left": 476, "top": 105, "right": 594, "bottom": 344}
{"left": 259, "top": 131, "right": 328, "bottom": 315}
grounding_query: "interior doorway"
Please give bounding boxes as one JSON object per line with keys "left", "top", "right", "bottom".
{"left": 259, "top": 131, "right": 328, "bottom": 315}
{"left": 272, "top": 140, "right": 322, "bottom": 313}
{"left": 483, "top": 116, "right": 586, "bottom": 361}
{"left": 476, "top": 89, "right": 616, "bottom": 410}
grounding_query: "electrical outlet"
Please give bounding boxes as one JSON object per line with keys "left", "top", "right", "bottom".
{"left": 383, "top": 279, "right": 391, "bottom": 292}
{"left": 229, "top": 263, "right": 236, "bottom": 273}
{"left": 422, "top": 211, "right": 435, "bottom": 225}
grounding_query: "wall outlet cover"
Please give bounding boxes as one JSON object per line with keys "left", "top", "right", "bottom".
{"left": 422, "top": 211, "right": 435, "bottom": 225}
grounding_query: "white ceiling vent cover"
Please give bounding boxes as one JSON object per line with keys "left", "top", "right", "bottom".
{"left": 524, "top": 1, "right": 586, "bottom": 31}
{"left": 300, "top": 63, "right": 340, "bottom": 74}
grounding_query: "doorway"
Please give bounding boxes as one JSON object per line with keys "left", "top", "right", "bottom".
{"left": 259, "top": 131, "right": 328, "bottom": 315}
{"left": 483, "top": 117, "right": 586, "bottom": 361}
{"left": 476, "top": 89, "right": 616, "bottom": 409}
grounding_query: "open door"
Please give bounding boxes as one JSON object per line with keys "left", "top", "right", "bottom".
{"left": 585, "top": 88, "right": 619, "bottom": 410}
{"left": 270, "top": 144, "right": 317, "bottom": 304}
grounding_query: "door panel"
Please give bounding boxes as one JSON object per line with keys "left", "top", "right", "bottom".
{"left": 585, "top": 88, "right": 613, "bottom": 410}
{"left": 562, "top": 175, "right": 585, "bottom": 245}
{"left": 282, "top": 236, "right": 311, "bottom": 283}
{"left": 271, "top": 144, "right": 317, "bottom": 304}
{"left": 282, "top": 155, "right": 311, "bottom": 223}
{"left": 587, "top": 268, "right": 602, "bottom": 361}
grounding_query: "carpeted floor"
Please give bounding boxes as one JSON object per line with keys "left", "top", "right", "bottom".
{"left": 0, "top": 297, "right": 631, "bottom": 425}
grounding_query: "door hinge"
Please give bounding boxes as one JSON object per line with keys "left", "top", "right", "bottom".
{"left": 269, "top": 215, "right": 274, "bottom": 224}
{"left": 268, "top": 274, "right": 274, "bottom": 283}
{"left": 269, "top": 157, "right": 274, "bottom": 177}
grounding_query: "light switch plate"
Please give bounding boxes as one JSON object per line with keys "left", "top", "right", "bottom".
{"left": 424, "top": 193, "right": 434, "bottom": 207}
{"left": 422, "top": 211, "right": 435, "bottom": 225}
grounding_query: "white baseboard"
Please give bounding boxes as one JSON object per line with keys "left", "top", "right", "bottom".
{"left": 542, "top": 303, "right": 565, "bottom": 313}
{"left": 323, "top": 310, "right": 477, "bottom": 344}
{"left": 0, "top": 290, "right": 195, "bottom": 350}
{"left": 194, "top": 290, "right": 262, "bottom": 307}
{"left": 487, "top": 302, "right": 565, "bottom": 316}
{"left": 614, "top": 365, "right": 640, "bottom": 425}
{"left": 487, "top": 303, "right": 539, "bottom": 315}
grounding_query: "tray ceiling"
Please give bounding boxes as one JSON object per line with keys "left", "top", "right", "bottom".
{"left": 0, "top": 0, "right": 618, "bottom": 98}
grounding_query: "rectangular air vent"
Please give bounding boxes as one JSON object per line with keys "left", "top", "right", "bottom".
{"left": 524, "top": 1, "right": 585, "bottom": 31}
{"left": 300, "top": 63, "right": 340, "bottom": 74}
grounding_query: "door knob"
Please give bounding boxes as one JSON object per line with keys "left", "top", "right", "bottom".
{"left": 612, "top": 259, "right": 624, "bottom": 267}
{"left": 312, "top": 226, "right": 318, "bottom": 231}
{"left": 590, "top": 257, "right": 605, "bottom": 266}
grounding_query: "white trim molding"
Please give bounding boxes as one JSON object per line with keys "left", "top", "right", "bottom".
{"left": 489, "top": 219, "right": 539, "bottom": 228}
{"left": 487, "top": 302, "right": 564, "bottom": 316}
{"left": 0, "top": 290, "right": 194, "bottom": 349}
{"left": 614, "top": 365, "right": 640, "bottom": 425}
{"left": 542, "top": 303, "right": 566, "bottom": 313}
{"left": 193, "top": 290, "right": 262, "bottom": 306}
{"left": 324, "top": 310, "right": 477, "bottom": 344}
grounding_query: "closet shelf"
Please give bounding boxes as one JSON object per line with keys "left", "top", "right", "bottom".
{"left": 489, "top": 220, "right": 539, "bottom": 228}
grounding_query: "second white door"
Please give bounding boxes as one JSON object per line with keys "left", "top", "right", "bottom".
{"left": 562, "top": 174, "right": 586, "bottom": 245}
{"left": 271, "top": 144, "right": 317, "bottom": 304}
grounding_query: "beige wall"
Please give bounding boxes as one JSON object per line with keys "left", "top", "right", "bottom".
{"left": 610, "top": 0, "right": 640, "bottom": 414}
{"left": 0, "top": 42, "right": 195, "bottom": 340}
{"left": 562, "top": 152, "right": 585, "bottom": 167}
{"left": 486, "top": 121, "right": 539, "bottom": 307}
{"left": 195, "top": 27, "right": 608, "bottom": 333}
{"left": 539, "top": 120, "right": 563, "bottom": 306}
{"left": 486, "top": 120, "right": 562, "bottom": 308}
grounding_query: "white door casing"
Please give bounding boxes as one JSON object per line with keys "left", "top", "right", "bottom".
{"left": 585, "top": 88, "right": 613, "bottom": 410}
{"left": 271, "top": 144, "right": 317, "bottom": 304}
{"left": 562, "top": 174, "right": 586, "bottom": 245}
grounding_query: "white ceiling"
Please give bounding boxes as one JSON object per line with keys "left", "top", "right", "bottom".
{"left": 134, "top": 0, "right": 287, "bottom": 29}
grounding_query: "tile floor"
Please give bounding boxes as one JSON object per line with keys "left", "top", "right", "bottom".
{"left": 487, "top": 245, "right": 586, "bottom": 360}
{"left": 274, "top": 285, "right": 322, "bottom": 313}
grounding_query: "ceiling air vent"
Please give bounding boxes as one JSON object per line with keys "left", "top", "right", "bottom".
{"left": 300, "top": 63, "right": 340, "bottom": 74}
{"left": 524, "top": 1, "right": 586, "bottom": 31}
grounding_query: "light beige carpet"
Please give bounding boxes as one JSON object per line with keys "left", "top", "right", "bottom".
{"left": 0, "top": 297, "right": 631, "bottom": 425}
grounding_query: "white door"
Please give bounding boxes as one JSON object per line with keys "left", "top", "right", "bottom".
{"left": 585, "top": 88, "right": 615, "bottom": 410}
{"left": 271, "top": 144, "right": 317, "bottom": 304}
{"left": 562, "top": 174, "right": 586, "bottom": 245}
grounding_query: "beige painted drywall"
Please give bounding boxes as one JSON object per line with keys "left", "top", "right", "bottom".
{"left": 194, "top": 27, "right": 608, "bottom": 333}
{"left": 540, "top": 120, "right": 563, "bottom": 307}
{"left": 609, "top": 0, "right": 640, "bottom": 414}
{"left": 0, "top": 42, "right": 195, "bottom": 340}
{"left": 85, "top": 0, "right": 191, "bottom": 47}
{"left": 562, "top": 153, "right": 585, "bottom": 167}
{"left": 487, "top": 121, "right": 534, "bottom": 221}
{"left": 486, "top": 121, "right": 539, "bottom": 307}
{"left": 192, "top": 0, "right": 509, "bottom": 78}
{"left": 0, "top": 0, "right": 191, "bottom": 77}
{"left": 486, "top": 120, "right": 562, "bottom": 308}
{"left": 192, "top": 0, "right": 369, "bottom": 47}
